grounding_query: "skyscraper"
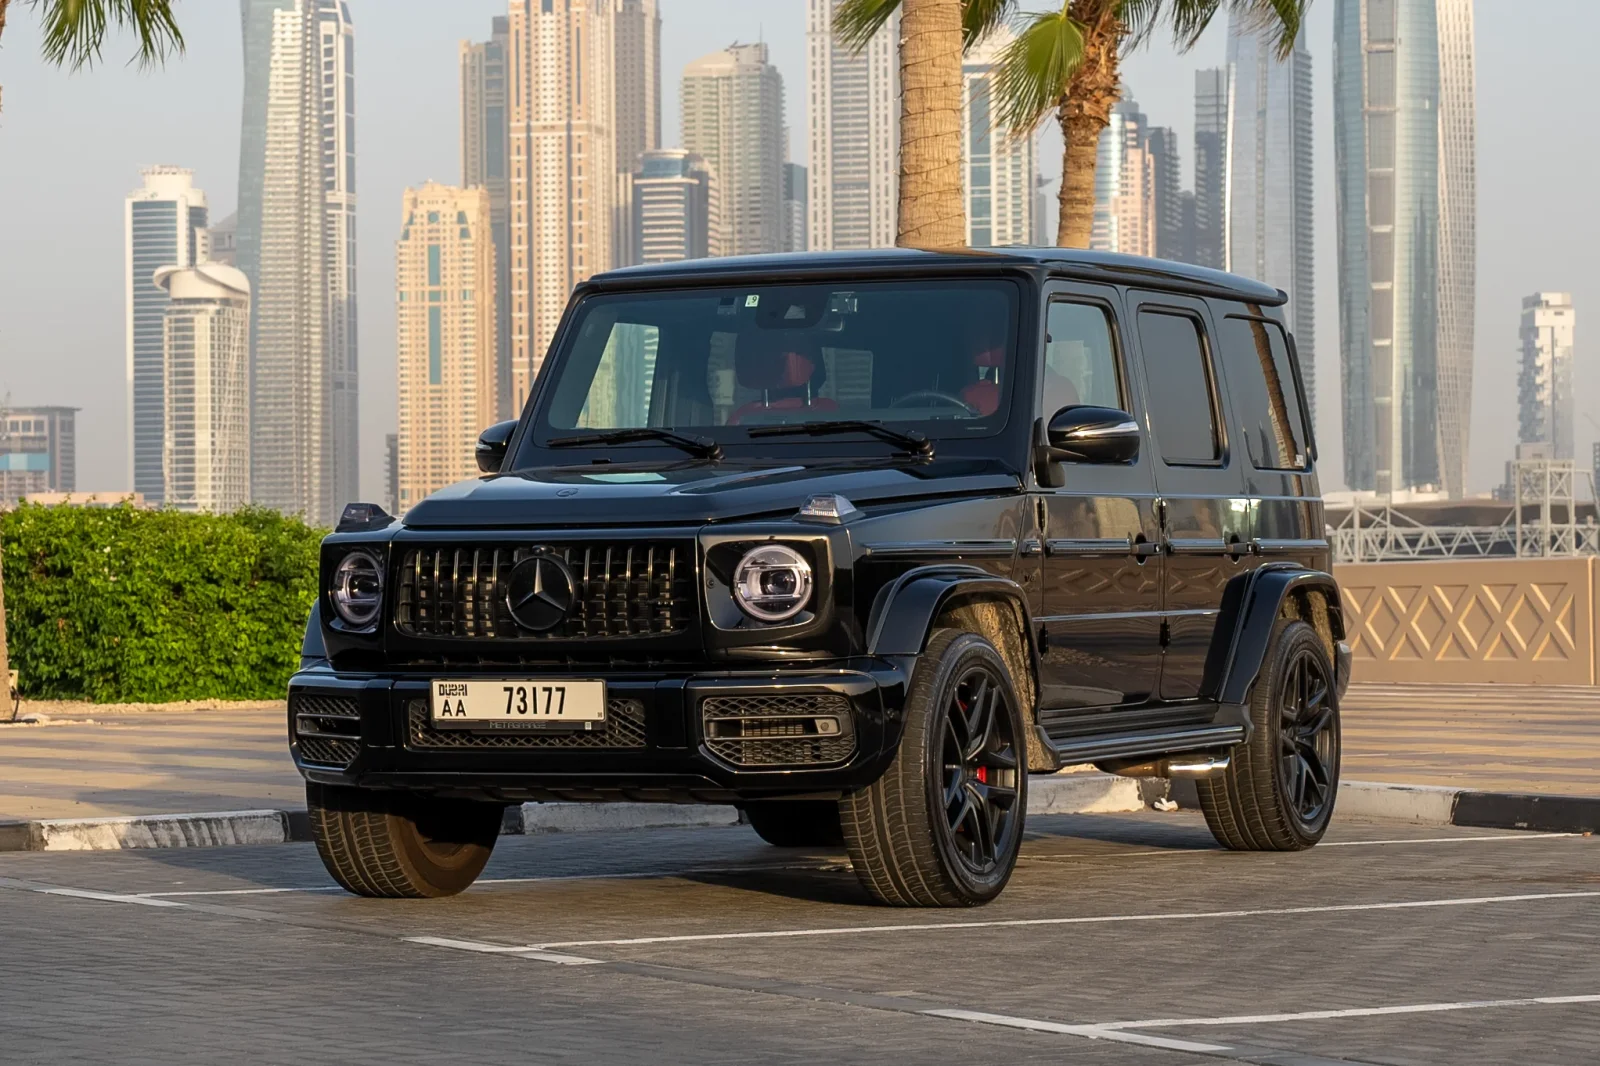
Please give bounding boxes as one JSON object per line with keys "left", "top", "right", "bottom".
{"left": 962, "top": 28, "right": 1034, "bottom": 249}
{"left": 682, "top": 43, "right": 784, "bottom": 258}
{"left": 461, "top": 16, "right": 512, "bottom": 416}
{"left": 1225, "top": 18, "right": 1315, "bottom": 414}
{"left": 507, "top": 0, "right": 616, "bottom": 410}
{"left": 0, "top": 407, "right": 77, "bottom": 504}
{"left": 1519, "top": 292, "right": 1576, "bottom": 459}
{"left": 125, "top": 166, "right": 207, "bottom": 506}
{"left": 317, "top": 0, "right": 359, "bottom": 516}
{"left": 612, "top": 0, "right": 662, "bottom": 268}
{"left": 1091, "top": 97, "right": 1151, "bottom": 255}
{"left": 395, "top": 184, "right": 499, "bottom": 510}
{"left": 239, "top": 0, "right": 333, "bottom": 523}
{"left": 155, "top": 264, "right": 253, "bottom": 514}
{"left": 806, "top": 0, "right": 897, "bottom": 250}
{"left": 632, "top": 149, "right": 719, "bottom": 263}
{"left": 782, "top": 161, "right": 808, "bottom": 252}
{"left": 1144, "top": 127, "right": 1184, "bottom": 261}
{"left": 1193, "top": 69, "right": 1228, "bottom": 270}
{"left": 1334, "top": 0, "right": 1476, "bottom": 497}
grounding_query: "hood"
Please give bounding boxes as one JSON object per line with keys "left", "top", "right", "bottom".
{"left": 400, "top": 458, "right": 1022, "bottom": 529}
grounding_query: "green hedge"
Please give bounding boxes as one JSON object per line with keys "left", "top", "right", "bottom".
{"left": 0, "top": 504, "right": 324, "bottom": 702}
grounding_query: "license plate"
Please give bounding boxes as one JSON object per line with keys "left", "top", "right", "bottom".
{"left": 430, "top": 679, "right": 607, "bottom": 732}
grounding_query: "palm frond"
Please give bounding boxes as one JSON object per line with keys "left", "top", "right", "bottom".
{"left": 1118, "top": 0, "right": 1303, "bottom": 58}
{"left": 833, "top": 0, "right": 902, "bottom": 53}
{"left": 962, "top": 0, "right": 1018, "bottom": 49}
{"left": 991, "top": 6, "right": 1086, "bottom": 138}
{"left": 29, "top": 0, "right": 184, "bottom": 71}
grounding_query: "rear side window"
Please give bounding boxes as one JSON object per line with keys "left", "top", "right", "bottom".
{"left": 1136, "top": 310, "right": 1220, "bottom": 464}
{"left": 1218, "top": 316, "right": 1308, "bottom": 470}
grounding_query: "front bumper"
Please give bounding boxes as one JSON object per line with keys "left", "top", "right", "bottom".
{"left": 287, "top": 658, "right": 911, "bottom": 804}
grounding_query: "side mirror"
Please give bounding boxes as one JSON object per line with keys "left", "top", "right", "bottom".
{"left": 1044, "top": 405, "right": 1141, "bottom": 464}
{"left": 475, "top": 419, "right": 518, "bottom": 473}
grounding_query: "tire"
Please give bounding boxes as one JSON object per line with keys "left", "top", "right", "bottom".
{"left": 307, "top": 783, "right": 504, "bottom": 898}
{"left": 1197, "top": 618, "right": 1341, "bottom": 851}
{"left": 744, "top": 801, "right": 845, "bottom": 847}
{"left": 841, "top": 629, "right": 1028, "bottom": 906}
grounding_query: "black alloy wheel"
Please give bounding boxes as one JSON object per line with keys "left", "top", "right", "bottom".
{"left": 1195, "top": 618, "right": 1341, "bottom": 851}
{"left": 1277, "top": 642, "right": 1338, "bottom": 828}
{"left": 937, "top": 664, "right": 1022, "bottom": 875}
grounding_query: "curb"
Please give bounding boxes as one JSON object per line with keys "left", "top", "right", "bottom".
{"left": 0, "top": 772, "right": 1143, "bottom": 854}
{"left": 1339, "top": 779, "right": 1600, "bottom": 832}
{"left": 4, "top": 776, "right": 1591, "bottom": 854}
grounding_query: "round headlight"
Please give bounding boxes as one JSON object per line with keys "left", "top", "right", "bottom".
{"left": 331, "top": 550, "right": 384, "bottom": 629}
{"left": 732, "top": 544, "right": 813, "bottom": 623}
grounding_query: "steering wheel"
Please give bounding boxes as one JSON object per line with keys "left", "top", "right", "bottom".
{"left": 889, "top": 390, "right": 980, "bottom": 416}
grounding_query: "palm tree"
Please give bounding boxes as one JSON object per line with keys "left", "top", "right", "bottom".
{"left": 837, "top": 0, "right": 1307, "bottom": 249}
{"left": 835, "top": 0, "right": 968, "bottom": 249}
{"left": 0, "top": 0, "right": 183, "bottom": 714}
{"left": 0, "top": 0, "right": 183, "bottom": 110}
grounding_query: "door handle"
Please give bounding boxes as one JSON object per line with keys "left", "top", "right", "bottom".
{"left": 1226, "top": 537, "right": 1256, "bottom": 560}
{"left": 1130, "top": 535, "right": 1161, "bottom": 559}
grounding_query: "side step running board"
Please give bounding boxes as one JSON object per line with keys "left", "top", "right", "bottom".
{"left": 1036, "top": 722, "right": 1247, "bottom": 771}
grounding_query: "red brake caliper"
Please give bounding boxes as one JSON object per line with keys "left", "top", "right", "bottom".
{"left": 975, "top": 766, "right": 989, "bottom": 784}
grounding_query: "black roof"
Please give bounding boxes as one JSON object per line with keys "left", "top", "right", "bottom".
{"left": 587, "top": 247, "right": 1285, "bottom": 306}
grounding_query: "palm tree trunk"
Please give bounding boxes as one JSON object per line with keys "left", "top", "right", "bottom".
{"left": 896, "top": 0, "right": 966, "bottom": 248}
{"left": 0, "top": 538, "right": 11, "bottom": 716}
{"left": 1055, "top": 6, "right": 1122, "bottom": 248}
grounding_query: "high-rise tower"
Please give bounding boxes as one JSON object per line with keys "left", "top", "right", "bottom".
{"left": 125, "top": 165, "right": 207, "bottom": 506}
{"left": 507, "top": 0, "right": 616, "bottom": 410}
{"left": 317, "top": 0, "right": 359, "bottom": 516}
{"left": 155, "top": 263, "right": 253, "bottom": 514}
{"left": 1519, "top": 293, "right": 1576, "bottom": 459}
{"left": 239, "top": 0, "right": 333, "bottom": 523}
{"left": 462, "top": 16, "right": 512, "bottom": 417}
{"left": 962, "top": 28, "right": 1034, "bottom": 249}
{"left": 1334, "top": 0, "right": 1476, "bottom": 496}
{"left": 806, "top": 0, "right": 897, "bottom": 250}
{"left": 682, "top": 43, "right": 784, "bottom": 258}
{"left": 1192, "top": 69, "right": 1228, "bottom": 271}
{"left": 1225, "top": 18, "right": 1315, "bottom": 415}
{"left": 395, "top": 184, "right": 499, "bottom": 510}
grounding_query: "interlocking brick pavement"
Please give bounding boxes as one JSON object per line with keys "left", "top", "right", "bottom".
{"left": 3, "top": 811, "right": 1597, "bottom": 1065}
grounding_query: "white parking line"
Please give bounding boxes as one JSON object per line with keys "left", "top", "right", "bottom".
{"left": 532, "top": 890, "right": 1600, "bottom": 949}
{"left": 921, "top": 1009, "right": 1231, "bottom": 1053}
{"left": 404, "top": 935, "right": 604, "bottom": 966}
{"left": 1096, "top": 993, "right": 1600, "bottom": 1030}
{"left": 130, "top": 832, "right": 1581, "bottom": 898}
{"left": 31, "top": 886, "right": 190, "bottom": 908}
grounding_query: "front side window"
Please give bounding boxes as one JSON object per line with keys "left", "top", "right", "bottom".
{"left": 1137, "top": 309, "right": 1221, "bottom": 464}
{"left": 1218, "top": 316, "right": 1308, "bottom": 470}
{"left": 529, "top": 280, "right": 1020, "bottom": 456}
{"left": 1042, "top": 300, "right": 1122, "bottom": 415}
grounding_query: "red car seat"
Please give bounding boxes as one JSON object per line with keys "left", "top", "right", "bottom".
{"left": 960, "top": 346, "right": 1005, "bottom": 416}
{"left": 727, "top": 335, "right": 839, "bottom": 424}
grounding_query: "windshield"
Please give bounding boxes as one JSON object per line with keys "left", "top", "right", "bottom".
{"left": 523, "top": 279, "right": 1020, "bottom": 459}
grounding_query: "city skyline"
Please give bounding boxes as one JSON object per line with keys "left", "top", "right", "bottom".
{"left": 1, "top": 1, "right": 1594, "bottom": 503}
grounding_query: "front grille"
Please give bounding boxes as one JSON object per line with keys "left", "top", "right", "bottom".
{"left": 701, "top": 694, "right": 856, "bottom": 767}
{"left": 291, "top": 692, "right": 362, "bottom": 768}
{"left": 407, "top": 698, "right": 649, "bottom": 750}
{"left": 395, "top": 542, "right": 695, "bottom": 640}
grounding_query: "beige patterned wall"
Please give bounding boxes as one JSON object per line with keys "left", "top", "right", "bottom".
{"left": 1335, "top": 558, "right": 1597, "bottom": 685}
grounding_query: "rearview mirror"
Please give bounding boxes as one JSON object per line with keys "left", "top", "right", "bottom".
{"left": 475, "top": 419, "right": 518, "bottom": 473}
{"left": 1044, "top": 405, "right": 1141, "bottom": 464}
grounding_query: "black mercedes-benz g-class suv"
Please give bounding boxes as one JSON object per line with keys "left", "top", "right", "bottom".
{"left": 291, "top": 248, "right": 1349, "bottom": 907}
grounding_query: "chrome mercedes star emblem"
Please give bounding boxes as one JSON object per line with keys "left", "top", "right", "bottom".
{"left": 504, "top": 553, "right": 574, "bottom": 632}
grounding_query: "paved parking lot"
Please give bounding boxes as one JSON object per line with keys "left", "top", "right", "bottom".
{"left": 2, "top": 809, "right": 1597, "bottom": 1065}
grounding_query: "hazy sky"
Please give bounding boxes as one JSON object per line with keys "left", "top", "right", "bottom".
{"left": 1, "top": 1, "right": 1596, "bottom": 500}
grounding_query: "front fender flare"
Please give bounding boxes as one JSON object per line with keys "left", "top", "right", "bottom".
{"left": 1208, "top": 563, "right": 1346, "bottom": 710}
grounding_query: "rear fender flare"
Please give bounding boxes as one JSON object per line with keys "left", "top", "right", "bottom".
{"left": 1208, "top": 563, "right": 1346, "bottom": 710}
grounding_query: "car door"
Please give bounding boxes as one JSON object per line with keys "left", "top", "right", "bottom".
{"left": 1127, "top": 292, "right": 1250, "bottom": 702}
{"left": 1029, "top": 283, "right": 1163, "bottom": 712}
{"left": 1212, "top": 305, "right": 1325, "bottom": 573}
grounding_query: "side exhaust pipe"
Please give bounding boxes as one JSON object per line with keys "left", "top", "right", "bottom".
{"left": 1096, "top": 752, "right": 1231, "bottom": 779}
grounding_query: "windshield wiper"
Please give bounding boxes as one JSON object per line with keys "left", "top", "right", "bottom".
{"left": 746, "top": 420, "right": 934, "bottom": 459}
{"left": 547, "top": 427, "right": 723, "bottom": 462}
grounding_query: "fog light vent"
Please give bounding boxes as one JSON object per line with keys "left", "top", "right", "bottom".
{"left": 701, "top": 694, "right": 855, "bottom": 767}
